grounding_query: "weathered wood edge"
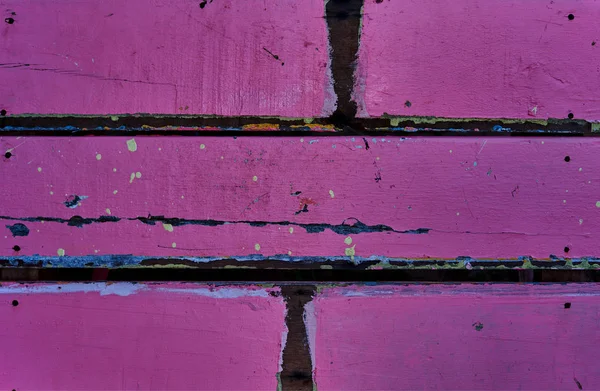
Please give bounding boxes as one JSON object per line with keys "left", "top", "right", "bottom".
{"left": 1, "top": 255, "right": 599, "bottom": 270}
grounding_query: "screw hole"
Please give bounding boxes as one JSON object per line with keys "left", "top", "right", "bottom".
{"left": 12, "top": 245, "right": 20, "bottom": 252}
{"left": 4, "top": 152, "right": 12, "bottom": 159}
{"left": 564, "top": 156, "right": 570, "bottom": 162}
{"left": 564, "top": 302, "right": 571, "bottom": 309}
{"left": 0, "top": 109, "right": 6, "bottom": 116}
{"left": 4, "top": 17, "right": 14, "bottom": 24}
{"left": 11, "top": 300, "right": 18, "bottom": 307}
{"left": 564, "top": 246, "right": 570, "bottom": 253}
{"left": 568, "top": 14, "right": 575, "bottom": 20}
{"left": 568, "top": 112, "right": 574, "bottom": 119}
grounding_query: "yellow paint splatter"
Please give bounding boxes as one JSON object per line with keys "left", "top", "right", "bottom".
{"left": 105, "top": 208, "right": 111, "bottom": 215}
{"left": 163, "top": 223, "right": 174, "bottom": 232}
{"left": 113, "top": 190, "right": 118, "bottom": 195}
{"left": 289, "top": 227, "right": 294, "bottom": 234}
{"left": 135, "top": 171, "right": 142, "bottom": 179}
{"left": 329, "top": 190, "right": 335, "bottom": 198}
{"left": 255, "top": 243, "right": 261, "bottom": 251}
{"left": 37, "top": 167, "right": 42, "bottom": 172}
{"left": 253, "top": 175, "right": 258, "bottom": 182}
{"left": 345, "top": 245, "right": 356, "bottom": 260}
{"left": 171, "top": 242, "right": 177, "bottom": 248}
{"left": 344, "top": 236, "right": 352, "bottom": 245}
{"left": 57, "top": 248, "right": 65, "bottom": 256}
{"left": 200, "top": 144, "right": 206, "bottom": 150}
{"left": 127, "top": 138, "right": 137, "bottom": 152}
{"left": 96, "top": 153, "right": 102, "bottom": 160}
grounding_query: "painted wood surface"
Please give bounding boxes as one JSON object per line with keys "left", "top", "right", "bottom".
{"left": 1, "top": 136, "right": 599, "bottom": 265}
{"left": 0, "top": 0, "right": 334, "bottom": 117}
{"left": 0, "top": 283, "right": 286, "bottom": 390}
{"left": 355, "top": 0, "right": 600, "bottom": 121}
{"left": 308, "top": 284, "right": 600, "bottom": 390}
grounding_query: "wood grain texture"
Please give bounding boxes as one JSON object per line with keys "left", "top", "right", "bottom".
{"left": 308, "top": 284, "right": 600, "bottom": 390}
{"left": 1, "top": 136, "right": 599, "bottom": 264}
{"left": 0, "top": 0, "right": 334, "bottom": 117}
{"left": 354, "top": 0, "right": 600, "bottom": 121}
{"left": 0, "top": 283, "right": 286, "bottom": 390}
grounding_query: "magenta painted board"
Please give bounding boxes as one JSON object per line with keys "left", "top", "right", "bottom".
{"left": 355, "top": 0, "right": 600, "bottom": 121}
{"left": 0, "top": 283, "right": 286, "bottom": 390}
{"left": 0, "top": 0, "right": 334, "bottom": 117}
{"left": 309, "top": 284, "right": 600, "bottom": 390}
{"left": 1, "top": 136, "right": 599, "bottom": 263}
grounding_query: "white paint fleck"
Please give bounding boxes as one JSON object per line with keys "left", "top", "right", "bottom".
{"left": 596, "top": 201, "right": 600, "bottom": 208}
{"left": 96, "top": 153, "right": 102, "bottom": 161}
{"left": 456, "top": 212, "right": 460, "bottom": 216}
{"left": 344, "top": 236, "right": 352, "bottom": 245}
{"left": 288, "top": 251, "right": 292, "bottom": 256}
{"left": 113, "top": 168, "right": 117, "bottom": 172}
{"left": 579, "top": 168, "right": 583, "bottom": 172}
{"left": 37, "top": 167, "right": 42, "bottom": 172}
{"left": 113, "top": 190, "right": 118, "bottom": 195}
{"left": 255, "top": 243, "right": 261, "bottom": 251}
{"left": 163, "top": 223, "right": 174, "bottom": 232}
{"left": 129, "top": 172, "right": 136, "bottom": 183}
{"left": 329, "top": 189, "right": 335, "bottom": 198}
{"left": 200, "top": 144, "right": 206, "bottom": 150}
{"left": 579, "top": 219, "right": 584, "bottom": 225}
{"left": 252, "top": 175, "right": 258, "bottom": 182}
{"left": 105, "top": 208, "right": 111, "bottom": 215}
{"left": 171, "top": 242, "right": 177, "bottom": 248}
{"left": 289, "top": 227, "right": 294, "bottom": 234}
{"left": 135, "top": 171, "right": 142, "bottom": 179}
{"left": 127, "top": 139, "right": 137, "bottom": 152}
{"left": 57, "top": 248, "right": 65, "bottom": 256}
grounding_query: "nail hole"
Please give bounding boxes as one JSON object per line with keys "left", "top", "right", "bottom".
{"left": 568, "top": 112, "right": 574, "bottom": 119}
{"left": 4, "top": 17, "right": 14, "bottom": 24}
{"left": 4, "top": 152, "right": 12, "bottom": 159}
{"left": 568, "top": 14, "right": 575, "bottom": 20}
{"left": 564, "top": 302, "right": 571, "bottom": 309}
{"left": 12, "top": 245, "right": 20, "bottom": 252}
{"left": 404, "top": 100, "right": 412, "bottom": 108}
{"left": 593, "top": 41, "right": 597, "bottom": 46}
{"left": 11, "top": 300, "right": 18, "bottom": 307}
{"left": 564, "top": 246, "right": 570, "bottom": 253}
{"left": 0, "top": 109, "right": 6, "bottom": 116}
{"left": 564, "top": 156, "right": 570, "bottom": 162}
{"left": 199, "top": 1, "right": 206, "bottom": 8}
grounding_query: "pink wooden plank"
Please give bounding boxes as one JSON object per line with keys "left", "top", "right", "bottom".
{"left": 1, "top": 136, "right": 599, "bottom": 261}
{"left": 0, "top": 0, "right": 334, "bottom": 117}
{"left": 309, "top": 284, "right": 600, "bottom": 390}
{"left": 0, "top": 283, "right": 286, "bottom": 390}
{"left": 355, "top": 0, "right": 600, "bottom": 120}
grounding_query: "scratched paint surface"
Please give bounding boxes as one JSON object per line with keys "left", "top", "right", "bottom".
{"left": 0, "top": 0, "right": 334, "bottom": 116}
{"left": 1, "top": 136, "right": 599, "bottom": 262}
{"left": 0, "top": 283, "right": 286, "bottom": 390}
{"left": 355, "top": 0, "right": 600, "bottom": 120}
{"left": 308, "top": 284, "right": 600, "bottom": 390}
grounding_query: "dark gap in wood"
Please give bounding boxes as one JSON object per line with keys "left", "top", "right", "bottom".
{"left": 1, "top": 268, "right": 599, "bottom": 282}
{"left": 280, "top": 286, "right": 315, "bottom": 391}
{"left": 325, "top": 0, "right": 363, "bottom": 128}
{"left": 0, "top": 116, "right": 591, "bottom": 136}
